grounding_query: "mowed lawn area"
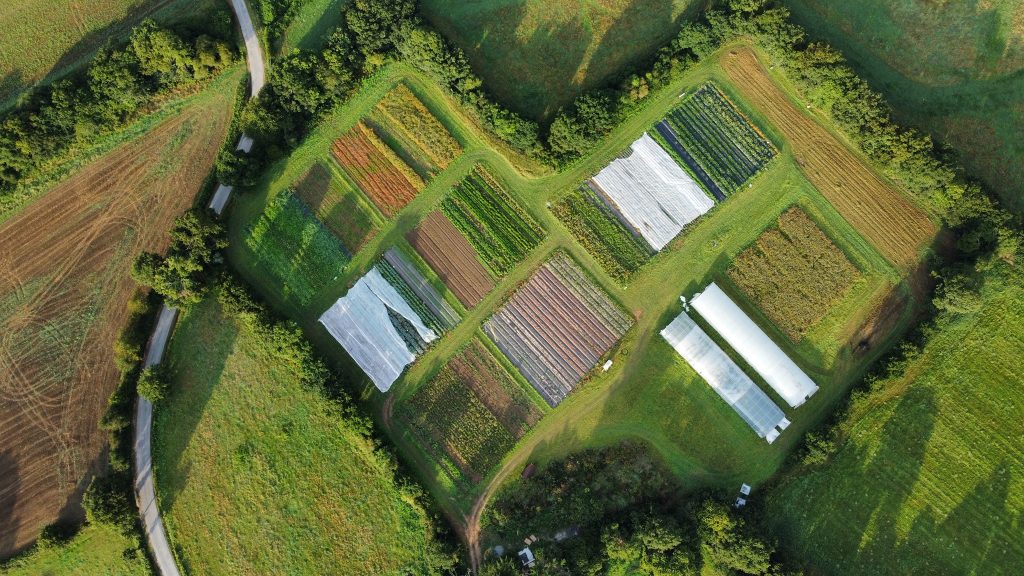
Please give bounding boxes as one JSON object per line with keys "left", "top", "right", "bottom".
{"left": 784, "top": 0, "right": 1024, "bottom": 214}
{"left": 419, "top": 0, "right": 700, "bottom": 120}
{"left": 766, "top": 263, "right": 1024, "bottom": 575}
{"left": 0, "top": 0, "right": 225, "bottom": 108}
{"left": 152, "top": 296, "right": 445, "bottom": 575}
{"left": 0, "top": 523, "right": 149, "bottom": 576}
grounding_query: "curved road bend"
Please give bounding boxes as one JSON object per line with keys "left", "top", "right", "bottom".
{"left": 133, "top": 1, "right": 266, "bottom": 574}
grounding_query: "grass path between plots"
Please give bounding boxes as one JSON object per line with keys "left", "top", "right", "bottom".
{"left": 225, "top": 40, "right": 934, "bottom": 563}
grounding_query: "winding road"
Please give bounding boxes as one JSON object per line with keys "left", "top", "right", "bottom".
{"left": 132, "top": 1, "right": 265, "bottom": 574}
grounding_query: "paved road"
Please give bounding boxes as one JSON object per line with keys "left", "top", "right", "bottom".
{"left": 209, "top": 0, "right": 266, "bottom": 215}
{"left": 134, "top": 1, "right": 266, "bottom": 573}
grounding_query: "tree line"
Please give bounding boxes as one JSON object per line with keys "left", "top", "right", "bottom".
{"left": 0, "top": 18, "right": 236, "bottom": 204}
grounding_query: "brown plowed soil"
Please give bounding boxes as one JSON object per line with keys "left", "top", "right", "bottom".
{"left": 721, "top": 47, "right": 937, "bottom": 270}
{"left": 406, "top": 211, "right": 494, "bottom": 307}
{"left": 0, "top": 90, "right": 234, "bottom": 557}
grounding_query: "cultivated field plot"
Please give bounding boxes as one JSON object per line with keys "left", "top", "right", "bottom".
{"left": 330, "top": 121, "right": 424, "bottom": 217}
{"left": 441, "top": 167, "right": 544, "bottom": 276}
{"left": 589, "top": 133, "right": 714, "bottom": 251}
{"left": 0, "top": 88, "right": 233, "bottom": 555}
{"left": 319, "top": 253, "right": 459, "bottom": 392}
{"left": 399, "top": 340, "right": 543, "bottom": 485}
{"left": 721, "top": 47, "right": 936, "bottom": 269}
{"left": 691, "top": 283, "right": 819, "bottom": 408}
{"left": 484, "top": 252, "right": 632, "bottom": 407}
{"left": 294, "top": 162, "right": 378, "bottom": 254}
{"left": 244, "top": 191, "right": 350, "bottom": 306}
{"left": 658, "top": 83, "right": 777, "bottom": 199}
{"left": 552, "top": 186, "right": 653, "bottom": 282}
{"left": 729, "top": 208, "right": 860, "bottom": 340}
{"left": 661, "top": 312, "right": 788, "bottom": 442}
{"left": 407, "top": 210, "right": 494, "bottom": 307}
{"left": 372, "top": 83, "right": 462, "bottom": 170}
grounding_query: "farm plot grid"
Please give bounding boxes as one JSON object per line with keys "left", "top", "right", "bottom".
{"left": 372, "top": 83, "right": 462, "bottom": 170}
{"left": 331, "top": 121, "right": 425, "bottom": 218}
{"left": 319, "top": 252, "right": 459, "bottom": 392}
{"left": 589, "top": 133, "right": 714, "bottom": 251}
{"left": 483, "top": 252, "right": 633, "bottom": 407}
{"left": 398, "top": 340, "right": 543, "bottom": 486}
{"left": 295, "top": 162, "right": 379, "bottom": 254}
{"left": 657, "top": 83, "right": 777, "bottom": 199}
{"left": 244, "top": 191, "right": 351, "bottom": 306}
{"left": 407, "top": 210, "right": 494, "bottom": 307}
{"left": 441, "top": 166, "right": 544, "bottom": 276}
{"left": 728, "top": 208, "right": 860, "bottom": 341}
{"left": 552, "top": 186, "right": 654, "bottom": 282}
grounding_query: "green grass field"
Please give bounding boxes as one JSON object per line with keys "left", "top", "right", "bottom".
{"left": 0, "top": 0, "right": 226, "bottom": 109}
{"left": 152, "top": 295, "right": 446, "bottom": 575}
{"left": 0, "top": 523, "right": 149, "bottom": 576}
{"left": 765, "top": 263, "right": 1024, "bottom": 575}
{"left": 419, "top": 0, "right": 700, "bottom": 120}
{"left": 784, "top": 0, "right": 1024, "bottom": 214}
{"left": 224, "top": 45, "right": 916, "bottom": 530}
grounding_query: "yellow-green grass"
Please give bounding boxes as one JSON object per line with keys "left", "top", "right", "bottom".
{"left": 152, "top": 296, "right": 444, "bottom": 575}
{"left": 0, "top": 523, "right": 149, "bottom": 576}
{"left": 278, "top": 0, "right": 348, "bottom": 53}
{"left": 419, "top": 0, "right": 701, "bottom": 121}
{"left": 765, "top": 263, "right": 1024, "bottom": 575}
{"left": 224, "top": 42, "right": 922, "bottom": 532}
{"left": 0, "top": 0, "right": 225, "bottom": 108}
{"left": 784, "top": 0, "right": 1024, "bottom": 214}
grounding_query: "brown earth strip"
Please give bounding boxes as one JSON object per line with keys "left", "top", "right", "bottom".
{"left": 406, "top": 211, "right": 494, "bottom": 307}
{"left": 720, "top": 47, "right": 937, "bottom": 270}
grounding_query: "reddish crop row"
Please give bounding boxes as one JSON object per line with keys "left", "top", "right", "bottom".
{"left": 330, "top": 122, "right": 424, "bottom": 218}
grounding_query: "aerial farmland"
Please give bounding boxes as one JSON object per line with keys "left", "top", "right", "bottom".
{"left": 3, "top": 1, "right": 1022, "bottom": 574}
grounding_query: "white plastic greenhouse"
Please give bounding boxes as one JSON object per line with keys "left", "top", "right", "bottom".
{"left": 661, "top": 312, "right": 787, "bottom": 441}
{"left": 319, "top": 267, "right": 437, "bottom": 392}
{"left": 589, "top": 133, "right": 714, "bottom": 251}
{"left": 690, "top": 283, "right": 819, "bottom": 407}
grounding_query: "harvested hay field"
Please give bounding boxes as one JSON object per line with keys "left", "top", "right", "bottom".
{"left": 0, "top": 87, "right": 234, "bottom": 556}
{"left": 721, "top": 47, "right": 936, "bottom": 270}
{"left": 406, "top": 211, "right": 494, "bottom": 308}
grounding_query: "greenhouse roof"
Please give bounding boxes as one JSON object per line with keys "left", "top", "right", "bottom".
{"left": 661, "top": 312, "right": 787, "bottom": 441}
{"left": 589, "top": 133, "right": 713, "bottom": 251}
{"left": 690, "top": 283, "right": 818, "bottom": 407}
{"left": 319, "top": 266, "right": 437, "bottom": 392}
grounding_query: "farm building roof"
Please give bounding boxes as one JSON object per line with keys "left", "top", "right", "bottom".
{"left": 661, "top": 311, "right": 787, "bottom": 441}
{"left": 690, "top": 283, "right": 818, "bottom": 407}
{"left": 318, "top": 266, "right": 437, "bottom": 392}
{"left": 589, "top": 133, "right": 713, "bottom": 251}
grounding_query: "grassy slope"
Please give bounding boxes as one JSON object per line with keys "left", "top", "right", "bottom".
{"left": 419, "top": 0, "right": 700, "bottom": 121}
{"left": 225, "top": 41, "right": 917, "bottom": 528}
{"left": 783, "top": 0, "right": 1024, "bottom": 214}
{"left": 0, "top": 0, "right": 225, "bottom": 108}
{"left": 153, "top": 297, "right": 441, "bottom": 575}
{"left": 765, "top": 263, "right": 1024, "bottom": 575}
{"left": 0, "top": 523, "right": 149, "bottom": 576}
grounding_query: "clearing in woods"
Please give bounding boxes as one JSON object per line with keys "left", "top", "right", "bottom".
{"left": 0, "top": 0, "right": 225, "bottom": 108}
{"left": 765, "top": 263, "right": 1024, "bottom": 575}
{"left": 419, "top": 0, "right": 700, "bottom": 120}
{"left": 720, "top": 47, "right": 937, "bottom": 270}
{"left": 0, "top": 72, "right": 237, "bottom": 557}
{"left": 783, "top": 0, "right": 1024, "bottom": 215}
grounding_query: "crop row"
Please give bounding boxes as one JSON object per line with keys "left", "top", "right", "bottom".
{"left": 382, "top": 247, "right": 462, "bottom": 331}
{"left": 728, "top": 208, "right": 860, "bottom": 340}
{"left": 551, "top": 186, "right": 652, "bottom": 282}
{"left": 377, "top": 254, "right": 449, "bottom": 335}
{"left": 400, "top": 341, "right": 532, "bottom": 482}
{"left": 406, "top": 210, "right": 494, "bottom": 307}
{"left": 663, "top": 83, "right": 776, "bottom": 195}
{"left": 245, "top": 191, "right": 350, "bottom": 305}
{"left": 441, "top": 167, "right": 543, "bottom": 276}
{"left": 294, "top": 162, "right": 378, "bottom": 254}
{"left": 484, "top": 253, "right": 631, "bottom": 406}
{"left": 374, "top": 83, "right": 462, "bottom": 169}
{"left": 331, "top": 122, "right": 424, "bottom": 217}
